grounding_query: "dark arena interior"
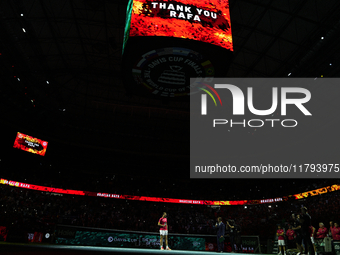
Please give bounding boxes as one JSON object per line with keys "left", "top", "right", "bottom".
{"left": 1, "top": 0, "right": 340, "bottom": 255}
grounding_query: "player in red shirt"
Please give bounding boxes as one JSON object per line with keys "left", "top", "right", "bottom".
{"left": 329, "top": 221, "right": 335, "bottom": 238}
{"left": 277, "top": 225, "right": 286, "bottom": 255}
{"left": 309, "top": 225, "right": 316, "bottom": 255}
{"left": 316, "top": 223, "right": 328, "bottom": 239}
{"left": 333, "top": 222, "right": 340, "bottom": 241}
{"left": 286, "top": 225, "right": 295, "bottom": 249}
{"left": 158, "top": 212, "right": 171, "bottom": 250}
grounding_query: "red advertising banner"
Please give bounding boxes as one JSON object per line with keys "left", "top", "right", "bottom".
{"left": 129, "top": 0, "right": 233, "bottom": 51}
{"left": 13, "top": 132, "right": 48, "bottom": 156}
{"left": 1, "top": 178, "right": 339, "bottom": 206}
{"left": 0, "top": 179, "right": 86, "bottom": 196}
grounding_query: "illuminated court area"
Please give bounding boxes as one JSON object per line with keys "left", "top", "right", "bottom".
{"left": 0, "top": 242, "right": 262, "bottom": 255}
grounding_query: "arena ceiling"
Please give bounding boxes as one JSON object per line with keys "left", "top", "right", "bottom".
{"left": 1, "top": 0, "right": 340, "bottom": 173}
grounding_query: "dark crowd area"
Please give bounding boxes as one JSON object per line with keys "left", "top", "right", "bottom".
{"left": 0, "top": 180, "right": 340, "bottom": 242}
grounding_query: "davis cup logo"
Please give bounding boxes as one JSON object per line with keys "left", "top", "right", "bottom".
{"left": 199, "top": 84, "right": 312, "bottom": 128}
{"left": 132, "top": 47, "right": 215, "bottom": 97}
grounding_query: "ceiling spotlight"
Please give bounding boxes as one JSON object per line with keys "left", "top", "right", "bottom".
{"left": 329, "top": 63, "right": 332, "bottom": 66}
{"left": 321, "top": 36, "right": 324, "bottom": 40}
{"left": 46, "top": 81, "right": 49, "bottom": 84}
{"left": 20, "top": 14, "right": 24, "bottom": 17}
{"left": 22, "top": 28, "right": 26, "bottom": 33}
{"left": 17, "top": 78, "right": 20, "bottom": 81}
{"left": 288, "top": 73, "right": 291, "bottom": 76}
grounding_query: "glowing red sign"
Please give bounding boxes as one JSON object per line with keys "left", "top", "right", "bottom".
{"left": 1, "top": 178, "right": 339, "bottom": 206}
{"left": 1, "top": 179, "right": 85, "bottom": 196}
{"left": 13, "top": 132, "right": 48, "bottom": 156}
{"left": 129, "top": 0, "right": 233, "bottom": 51}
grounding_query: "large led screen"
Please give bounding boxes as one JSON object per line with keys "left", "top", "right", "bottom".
{"left": 13, "top": 132, "right": 48, "bottom": 156}
{"left": 128, "top": 0, "right": 233, "bottom": 51}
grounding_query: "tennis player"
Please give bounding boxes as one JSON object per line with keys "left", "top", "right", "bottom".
{"left": 277, "top": 225, "right": 286, "bottom": 255}
{"left": 158, "top": 212, "right": 171, "bottom": 250}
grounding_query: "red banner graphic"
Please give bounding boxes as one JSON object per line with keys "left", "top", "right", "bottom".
{"left": 1, "top": 178, "right": 339, "bottom": 206}
{"left": 13, "top": 132, "right": 48, "bottom": 156}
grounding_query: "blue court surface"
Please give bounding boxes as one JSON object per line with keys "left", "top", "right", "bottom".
{"left": 0, "top": 242, "right": 263, "bottom": 255}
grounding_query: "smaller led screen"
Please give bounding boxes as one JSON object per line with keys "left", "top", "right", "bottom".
{"left": 13, "top": 132, "right": 48, "bottom": 156}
